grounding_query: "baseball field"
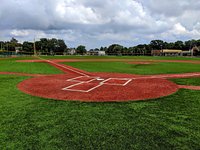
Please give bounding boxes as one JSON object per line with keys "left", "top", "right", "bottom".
{"left": 0, "top": 56, "right": 200, "bottom": 149}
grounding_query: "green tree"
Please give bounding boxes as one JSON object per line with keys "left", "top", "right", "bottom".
{"left": 76, "top": 45, "right": 86, "bottom": 55}
{"left": 166, "top": 42, "right": 175, "bottom": 49}
{"left": 150, "top": 40, "right": 164, "bottom": 50}
{"left": 113, "top": 45, "right": 123, "bottom": 55}
{"left": 174, "top": 41, "right": 184, "bottom": 49}
{"left": 107, "top": 44, "right": 123, "bottom": 55}
{"left": 57, "top": 39, "right": 67, "bottom": 54}
{"left": 100, "top": 47, "right": 104, "bottom": 51}
{"left": 184, "top": 40, "right": 196, "bottom": 50}
{"left": 8, "top": 37, "right": 21, "bottom": 51}
{"left": 10, "top": 37, "right": 18, "bottom": 43}
{"left": 0, "top": 41, "right": 4, "bottom": 50}
{"left": 40, "top": 38, "right": 49, "bottom": 53}
{"left": 22, "top": 41, "right": 34, "bottom": 53}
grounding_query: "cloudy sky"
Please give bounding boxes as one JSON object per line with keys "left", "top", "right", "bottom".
{"left": 0, "top": 0, "right": 200, "bottom": 49}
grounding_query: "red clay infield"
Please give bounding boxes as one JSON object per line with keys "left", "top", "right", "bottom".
{"left": 14, "top": 59, "right": 200, "bottom": 102}
{"left": 18, "top": 74, "right": 179, "bottom": 102}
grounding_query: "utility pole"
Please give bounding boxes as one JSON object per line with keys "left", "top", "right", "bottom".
{"left": 161, "top": 44, "right": 163, "bottom": 56}
{"left": 189, "top": 41, "right": 193, "bottom": 57}
{"left": 33, "top": 38, "right": 36, "bottom": 56}
{"left": 191, "top": 46, "right": 194, "bottom": 57}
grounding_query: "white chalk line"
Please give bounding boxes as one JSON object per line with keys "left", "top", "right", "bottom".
{"left": 62, "top": 76, "right": 103, "bottom": 92}
{"left": 62, "top": 76, "right": 133, "bottom": 93}
{"left": 67, "top": 76, "right": 98, "bottom": 82}
{"left": 36, "top": 56, "right": 89, "bottom": 76}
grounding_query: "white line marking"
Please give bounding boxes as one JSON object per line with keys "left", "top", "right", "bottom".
{"left": 86, "top": 83, "right": 104, "bottom": 92}
{"left": 97, "top": 78, "right": 105, "bottom": 81}
{"left": 36, "top": 56, "right": 89, "bottom": 76}
{"left": 49, "top": 61, "right": 88, "bottom": 76}
{"left": 62, "top": 81, "right": 84, "bottom": 90}
{"left": 100, "top": 78, "right": 112, "bottom": 84}
{"left": 67, "top": 76, "right": 85, "bottom": 81}
{"left": 63, "top": 88, "right": 89, "bottom": 93}
{"left": 123, "top": 79, "right": 132, "bottom": 86}
{"left": 62, "top": 77, "right": 133, "bottom": 93}
{"left": 69, "top": 77, "right": 99, "bottom": 83}
{"left": 102, "top": 78, "right": 132, "bottom": 86}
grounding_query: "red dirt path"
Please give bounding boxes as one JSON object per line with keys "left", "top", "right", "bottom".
{"left": 178, "top": 85, "right": 200, "bottom": 90}
{"left": 14, "top": 59, "right": 200, "bottom": 102}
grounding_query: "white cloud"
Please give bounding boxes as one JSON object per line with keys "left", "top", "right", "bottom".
{"left": 10, "top": 30, "right": 30, "bottom": 37}
{"left": 55, "top": 0, "right": 106, "bottom": 24}
{"left": 113, "top": 3, "right": 147, "bottom": 27}
{"left": 172, "top": 23, "right": 187, "bottom": 35}
{"left": 98, "top": 32, "right": 132, "bottom": 41}
{"left": 0, "top": 0, "right": 200, "bottom": 48}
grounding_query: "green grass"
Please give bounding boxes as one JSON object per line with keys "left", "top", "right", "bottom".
{"left": 1, "top": 56, "right": 200, "bottom": 149}
{"left": 0, "top": 56, "right": 38, "bottom": 60}
{"left": 64, "top": 62, "right": 200, "bottom": 75}
{"left": 40, "top": 55, "right": 200, "bottom": 61}
{"left": 1, "top": 55, "right": 200, "bottom": 61}
{"left": 0, "top": 59, "right": 62, "bottom": 74}
{"left": 0, "top": 75, "right": 200, "bottom": 149}
{"left": 171, "top": 77, "right": 200, "bottom": 86}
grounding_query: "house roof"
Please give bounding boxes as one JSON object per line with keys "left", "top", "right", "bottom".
{"left": 162, "top": 49, "right": 182, "bottom": 53}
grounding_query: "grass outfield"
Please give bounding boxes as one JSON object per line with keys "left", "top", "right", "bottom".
{"left": 0, "top": 56, "right": 200, "bottom": 149}
{"left": 64, "top": 61, "right": 200, "bottom": 75}
{"left": 40, "top": 55, "right": 200, "bottom": 61}
{"left": 0, "top": 59, "right": 62, "bottom": 74}
{"left": 171, "top": 77, "right": 200, "bottom": 86}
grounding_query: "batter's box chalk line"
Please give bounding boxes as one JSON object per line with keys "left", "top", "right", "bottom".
{"left": 62, "top": 76, "right": 133, "bottom": 93}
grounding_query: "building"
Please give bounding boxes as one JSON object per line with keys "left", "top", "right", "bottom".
{"left": 66, "top": 48, "right": 76, "bottom": 55}
{"left": 151, "top": 49, "right": 183, "bottom": 56}
{"left": 88, "top": 51, "right": 106, "bottom": 56}
{"left": 98, "top": 51, "right": 106, "bottom": 56}
{"left": 192, "top": 46, "right": 200, "bottom": 56}
{"left": 151, "top": 50, "right": 163, "bottom": 56}
{"left": 162, "top": 49, "right": 183, "bottom": 56}
{"left": 15, "top": 47, "right": 22, "bottom": 54}
{"left": 151, "top": 48, "right": 199, "bottom": 56}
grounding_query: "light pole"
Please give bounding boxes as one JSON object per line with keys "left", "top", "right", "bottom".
{"left": 160, "top": 44, "right": 163, "bottom": 56}
{"left": 33, "top": 38, "right": 36, "bottom": 56}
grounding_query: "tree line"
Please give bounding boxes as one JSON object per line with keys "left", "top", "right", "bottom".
{"left": 89, "top": 39, "right": 200, "bottom": 56}
{"left": 0, "top": 38, "right": 200, "bottom": 55}
{"left": 0, "top": 37, "right": 87, "bottom": 55}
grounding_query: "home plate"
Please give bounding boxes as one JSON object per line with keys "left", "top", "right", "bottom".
{"left": 97, "top": 78, "right": 105, "bottom": 81}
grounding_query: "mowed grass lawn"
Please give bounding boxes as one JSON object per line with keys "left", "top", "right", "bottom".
{"left": 0, "top": 56, "right": 200, "bottom": 149}
{"left": 40, "top": 55, "right": 200, "bottom": 61}
{"left": 0, "top": 58, "right": 62, "bottom": 74}
{"left": 64, "top": 61, "right": 200, "bottom": 75}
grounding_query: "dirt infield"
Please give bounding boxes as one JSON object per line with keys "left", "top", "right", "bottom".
{"left": 1, "top": 58, "right": 199, "bottom": 102}
{"left": 18, "top": 73, "right": 179, "bottom": 102}
{"left": 178, "top": 85, "right": 200, "bottom": 90}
